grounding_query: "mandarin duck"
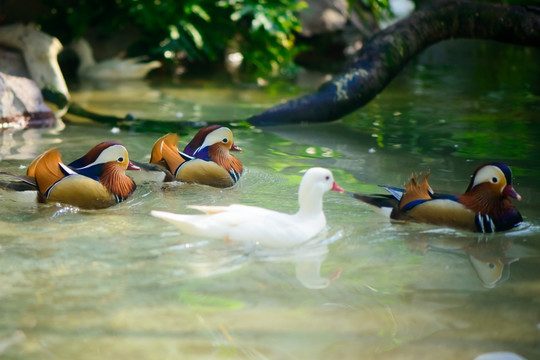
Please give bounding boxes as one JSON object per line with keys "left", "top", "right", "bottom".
{"left": 136, "top": 125, "right": 243, "bottom": 188}
{"left": 21, "top": 142, "right": 139, "bottom": 209}
{"left": 351, "top": 163, "right": 522, "bottom": 233}
{"left": 151, "top": 167, "right": 344, "bottom": 248}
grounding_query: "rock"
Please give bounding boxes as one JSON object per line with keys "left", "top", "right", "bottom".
{"left": 0, "top": 23, "right": 70, "bottom": 112}
{"left": 0, "top": 72, "right": 57, "bottom": 130}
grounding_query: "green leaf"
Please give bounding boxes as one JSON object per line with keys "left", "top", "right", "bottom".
{"left": 189, "top": 4, "right": 211, "bottom": 22}
{"left": 181, "top": 21, "right": 204, "bottom": 49}
{"left": 169, "top": 25, "right": 180, "bottom": 40}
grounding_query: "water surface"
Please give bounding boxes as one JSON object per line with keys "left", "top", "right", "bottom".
{"left": 1, "top": 40, "right": 539, "bottom": 359}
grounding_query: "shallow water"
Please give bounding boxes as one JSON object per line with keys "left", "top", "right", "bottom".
{"left": 1, "top": 41, "right": 539, "bottom": 359}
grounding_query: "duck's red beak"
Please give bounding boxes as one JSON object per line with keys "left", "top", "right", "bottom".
{"left": 332, "top": 182, "right": 344, "bottom": 193}
{"left": 503, "top": 185, "right": 521, "bottom": 201}
{"left": 230, "top": 143, "right": 242, "bottom": 152}
{"left": 127, "top": 161, "right": 140, "bottom": 171}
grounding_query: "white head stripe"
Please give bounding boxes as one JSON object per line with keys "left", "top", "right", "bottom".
{"left": 77, "top": 145, "right": 127, "bottom": 170}
{"left": 194, "top": 127, "right": 233, "bottom": 154}
{"left": 472, "top": 165, "right": 506, "bottom": 190}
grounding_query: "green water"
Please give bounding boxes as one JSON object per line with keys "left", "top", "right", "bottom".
{"left": 1, "top": 41, "right": 539, "bottom": 359}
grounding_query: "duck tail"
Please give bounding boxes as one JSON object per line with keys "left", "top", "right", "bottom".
{"left": 150, "top": 210, "right": 202, "bottom": 234}
{"left": 348, "top": 191, "right": 398, "bottom": 209}
{"left": 0, "top": 171, "right": 37, "bottom": 191}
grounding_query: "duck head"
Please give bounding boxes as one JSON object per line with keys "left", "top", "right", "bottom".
{"left": 298, "top": 167, "right": 343, "bottom": 215}
{"left": 465, "top": 163, "right": 521, "bottom": 202}
{"left": 183, "top": 125, "right": 243, "bottom": 174}
{"left": 460, "top": 162, "right": 522, "bottom": 232}
{"left": 69, "top": 142, "right": 139, "bottom": 174}
{"left": 183, "top": 125, "right": 242, "bottom": 157}
{"left": 69, "top": 142, "right": 139, "bottom": 199}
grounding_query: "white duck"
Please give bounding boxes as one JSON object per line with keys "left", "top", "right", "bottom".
{"left": 70, "top": 38, "right": 161, "bottom": 80}
{"left": 151, "top": 167, "right": 344, "bottom": 248}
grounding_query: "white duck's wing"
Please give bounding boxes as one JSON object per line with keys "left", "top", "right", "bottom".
{"left": 151, "top": 209, "right": 231, "bottom": 238}
{"left": 231, "top": 211, "right": 327, "bottom": 248}
{"left": 151, "top": 204, "right": 268, "bottom": 239}
{"left": 215, "top": 205, "right": 327, "bottom": 247}
{"left": 189, "top": 204, "right": 277, "bottom": 216}
{"left": 188, "top": 204, "right": 232, "bottom": 214}
{"left": 152, "top": 204, "right": 327, "bottom": 248}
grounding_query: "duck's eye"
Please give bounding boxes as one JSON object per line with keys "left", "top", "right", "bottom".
{"left": 118, "top": 157, "right": 124, "bottom": 162}
{"left": 325, "top": 176, "right": 330, "bottom": 181}
{"left": 491, "top": 177, "right": 498, "bottom": 183}
{"left": 222, "top": 138, "right": 228, "bottom": 143}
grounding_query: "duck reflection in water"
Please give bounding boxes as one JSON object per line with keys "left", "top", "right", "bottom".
{"left": 405, "top": 232, "right": 518, "bottom": 288}
{"left": 158, "top": 230, "right": 343, "bottom": 290}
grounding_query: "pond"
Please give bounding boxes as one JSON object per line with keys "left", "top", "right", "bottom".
{"left": 1, "top": 40, "right": 539, "bottom": 359}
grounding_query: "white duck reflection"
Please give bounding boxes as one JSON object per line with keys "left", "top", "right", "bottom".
{"left": 158, "top": 230, "right": 343, "bottom": 290}
{"left": 254, "top": 230, "right": 343, "bottom": 289}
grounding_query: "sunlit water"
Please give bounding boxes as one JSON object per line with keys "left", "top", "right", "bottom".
{"left": 1, "top": 41, "right": 539, "bottom": 359}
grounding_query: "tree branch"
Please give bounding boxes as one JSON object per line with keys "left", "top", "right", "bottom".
{"left": 247, "top": 0, "right": 540, "bottom": 126}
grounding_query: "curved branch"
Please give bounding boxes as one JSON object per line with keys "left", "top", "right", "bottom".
{"left": 248, "top": 0, "right": 540, "bottom": 126}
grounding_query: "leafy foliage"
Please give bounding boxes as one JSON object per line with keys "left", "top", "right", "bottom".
{"left": 39, "top": 0, "right": 306, "bottom": 79}
{"left": 359, "top": 0, "right": 392, "bottom": 20}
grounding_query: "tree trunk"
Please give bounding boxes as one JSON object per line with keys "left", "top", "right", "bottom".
{"left": 247, "top": 0, "right": 540, "bottom": 126}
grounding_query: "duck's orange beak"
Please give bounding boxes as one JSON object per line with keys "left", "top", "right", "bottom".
{"left": 230, "top": 143, "right": 242, "bottom": 152}
{"left": 332, "top": 182, "right": 344, "bottom": 193}
{"left": 127, "top": 161, "right": 140, "bottom": 171}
